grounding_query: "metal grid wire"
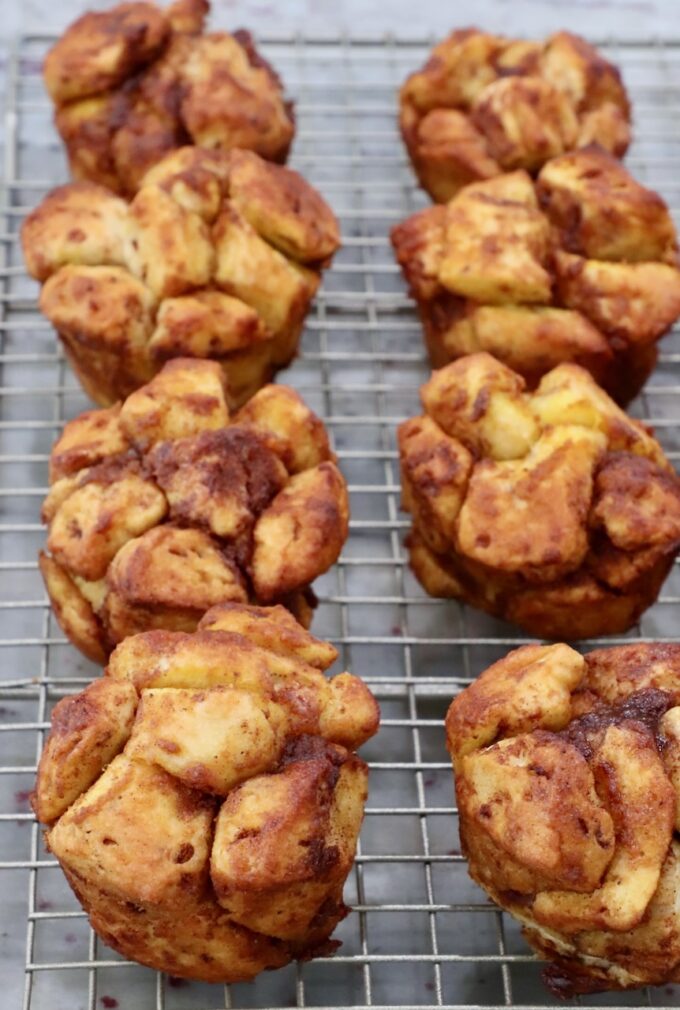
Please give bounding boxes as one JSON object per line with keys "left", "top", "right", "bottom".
{"left": 2, "top": 28, "right": 680, "bottom": 1010}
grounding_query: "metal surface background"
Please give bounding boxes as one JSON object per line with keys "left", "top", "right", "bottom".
{"left": 1, "top": 32, "right": 680, "bottom": 1010}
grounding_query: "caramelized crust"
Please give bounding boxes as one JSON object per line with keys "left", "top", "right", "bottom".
{"left": 44, "top": 2, "right": 170, "bottom": 104}
{"left": 22, "top": 146, "right": 339, "bottom": 409}
{"left": 148, "top": 427, "right": 288, "bottom": 539}
{"left": 125, "top": 686, "right": 287, "bottom": 793}
{"left": 212, "top": 204, "right": 320, "bottom": 362}
{"left": 119, "top": 356, "right": 229, "bottom": 450}
{"left": 33, "top": 611, "right": 378, "bottom": 981}
{"left": 228, "top": 149, "right": 340, "bottom": 264}
{"left": 44, "top": 0, "right": 293, "bottom": 196}
{"left": 472, "top": 76, "right": 578, "bottom": 173}
{"left": 54, "top": 95, "right": 122, "bottom": 193}
{"left": 197, "top": 602, "right": 338, "bottom": 669}
{"left": 141, "top": 144, "right": 230, "bottom": 219}
{"left": 405, "top": 107, "right": 499, "bottom": 204}
{"left": 49, "top": 404, "right": 130, "bottom": 482}
{"left": 235, "top": 385, "right": 333, "bottom": 474}
{"left": 104, "top": 525, "right": 247, "bottom": 641}
{"left": 39, "top": 553, "right": 110, "bottom": 664}
{"left": 166, "top": 0, "right": 208, "bottom": 34}
{"left": 446, "top": 642, "right": 680, "bottom": 993}
{"left": 400, "top": 28, "right": 630, "bottom": 202}
{"left": 21, "top": 183, "right": 129, "bottom": 281}
{"left": 40, "top": 264, "right": 156, "bottom": 353}
{"left": 437, "top": 173, "right": 552, "bottom": 305}
{"left": 107, "top": 627, "right": 379, "bottom": 747}
{"left": 537, "top": 147, "right": 678, "bottom": 264}
{"left": 149, "top": 291, "right": 268, "bottom": 361}
{"left": 251, "top": 463, "right": 350, "bottom": 601}
{"left": 39, "top": 358, "right": 347, "bottom": 660}
{"left": 128, "top": 184, "right": 215, "bottom": 298}
{"left": 33, "top": 678, "right": 138, "bottom": 823}
{"left": 211, "top": 741, "right": 367, "bottom": 942}
{"left": 46, "top": 459, "right": 167, "bottom": 581}
{"left": 108, "top": 33, "right": 195, "bottom": 193}
{"left": 179, "top": 34, "right": 294, "bottom": 163}
{"left": 455, "top": 426, "right": 605, "bottom": 581}
{"left": 49, "top": 753, "right": 215, "bottom": 905}
{"left": 554, "top": 251, "right": 680, "bottom": 350}
{"left": 399, "top": 415, "right": 473, "bottom": 556}
{"left": 390, "top": 205, "right": 447, "bottom": 302}
{"left": 392, "top": 149, "right": 680, "bottom": 404}
{"left": 70, "top": 879, "right": 293, "bottom": 982}
{"left": 400, "top": 353, "right": 680, "bottom": 639}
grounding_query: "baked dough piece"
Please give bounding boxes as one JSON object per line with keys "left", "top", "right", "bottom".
{"left": 40, "top": 358, "right": 348, "bottom": 660}
{"left": 399, "top": 353, "right": 680, "bottom": 639}
{"left": 399, "top": 28, "right": 630, "bottom": 202}
{"left": 44, "top": 0, "right": 294, "bottom": 195}
{"left": 22, "top": 146, "right": 339, "bottom": 407}
{"left": 33, "top": 605, "right": 379, "bottom": 981}
{"left": 446, "top": 642, "right": 680, "bottom": 993}
{"left": 391, "top": 148, "right": 680, "bottom": 404}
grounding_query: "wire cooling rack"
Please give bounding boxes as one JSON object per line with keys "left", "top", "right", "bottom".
{"left": 2, "top": 28, "right": 680, "bottom": 1010}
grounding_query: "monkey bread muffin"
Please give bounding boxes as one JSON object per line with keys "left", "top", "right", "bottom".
{"left": 446, "top": 641, "right": 680, "bottom": 993}
{"left": 43, "top": 0, "right": 295, "bottom": 195}
{"left": 32, "top": 603, "right": 380, "bottom": 981}
{"left": 40, "top": 357, "right": 349, "bottom": 662}
{"left": 400, "top": 28, "right": 630, "bottom": 203}
{"left": 22, "top": 145, "right": 339, "bottom": 408}
{"left": 392, "top": 147, "right": 680, "bottom": 405}
{"left": 399, "top": 353, "right": 680, "bottom": 639}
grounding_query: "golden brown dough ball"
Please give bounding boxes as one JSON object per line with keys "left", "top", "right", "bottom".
{"left": 32, "top": 605, "right": 379, "bottom": 981}
{"left": 399, "top": 353, "right": 680, "bottom": 639}
{"left": 22, "top": 146, "right": 340, "bottom": 408}
{"left": 400, "top": 28, "right": 630, "bottom": 202}
{"left": 446, "top": 641, "right": 680, "bottom": 994}
{"left": 44, "top": 0, "right": 294, "bottom": 195}
{"left": 40, "top": 358, "right": 349, "bottom": 662}
{"left": 391, "top": 148, "right": 680, "bottom": 405}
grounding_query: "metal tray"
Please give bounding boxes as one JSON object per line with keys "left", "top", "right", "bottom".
{"left": 2, "top": 30, "right": 680, "bottom": 1010}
